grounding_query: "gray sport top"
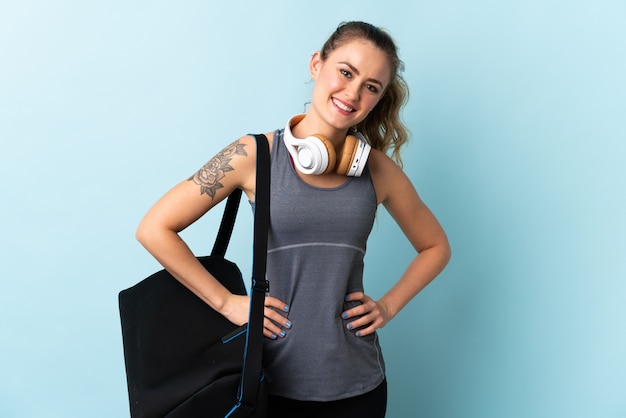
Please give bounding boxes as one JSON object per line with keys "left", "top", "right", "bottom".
{"left": 262, "top": 129, "right": 386, "bottom": 401}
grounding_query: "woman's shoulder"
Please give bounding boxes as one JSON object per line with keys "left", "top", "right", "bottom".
{"left": 367, "top": 148, "right": 403, "bottom": 177}
{"left": 237, "top": 130, "right": 277, "bottom": 153}
{"left": 367, "top": 148, "right": 409, "bottom": 205}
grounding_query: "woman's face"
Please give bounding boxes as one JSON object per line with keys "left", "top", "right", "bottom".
{"left": 309, "top": 39, "right": 392, "bottom": 133}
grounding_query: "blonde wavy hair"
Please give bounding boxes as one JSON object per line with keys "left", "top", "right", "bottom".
{"left": 320, "top": 21, "right": 410, "bottom": 165}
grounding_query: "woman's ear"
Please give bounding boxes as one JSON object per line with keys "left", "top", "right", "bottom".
{"left": 309, "top": 51, "right": 322, "bottom": 80}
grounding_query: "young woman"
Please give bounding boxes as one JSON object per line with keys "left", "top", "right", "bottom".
{"left": 136, "top": 21, "right": 451, "bottom": 418}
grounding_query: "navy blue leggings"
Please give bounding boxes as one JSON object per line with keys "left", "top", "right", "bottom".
{"left": 266, "top": 379, "right": 387, "bottom": 418}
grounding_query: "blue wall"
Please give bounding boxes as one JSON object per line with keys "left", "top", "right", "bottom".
{"left": 1, "top": 1, "right": 624, "bottom": 417}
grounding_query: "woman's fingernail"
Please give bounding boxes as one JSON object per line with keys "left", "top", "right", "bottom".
{"left": 271, "top": 334, "right": 277, "bottom": 339}
{"left": 345, "top": 295, "right": 350, "bottom": 301}
{"left": 342, "top": 312, "right": 348, "bottom": 319}
{"left": 284, "top": 305, "right": 290, "bottom": 312}
{"left": 356, "top": 331, "right": 362, "bottom": 337}
{"left": 285, "top": 321, "right": 292, "bottom": 328}
{"left": 347, "top": 324, "right": 353, "bottom": 330}
{"left": 280, "top": 331, "right": 286, "bottom": 337}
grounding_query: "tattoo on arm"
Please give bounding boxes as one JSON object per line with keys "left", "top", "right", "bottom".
{"left": 188, "top": 140, "right": 248, "bottom": 199}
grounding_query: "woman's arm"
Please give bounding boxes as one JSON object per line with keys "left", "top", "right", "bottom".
{"left": 136, "top": 135, "right": 291, "bottom": 338}
{"left": 135, "top": 136, "right": 257, "bottom": 325}
{"left": 343, "top": 150, "right": 451, "bottom": 336}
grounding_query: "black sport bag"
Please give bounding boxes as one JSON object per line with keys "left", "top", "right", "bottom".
{"left": 119, "top": 134, "right": 270, "bottom": 417}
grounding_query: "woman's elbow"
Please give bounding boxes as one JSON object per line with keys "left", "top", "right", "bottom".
{"left": 135, "top": 217, "right": 155, "bottom": 249}
{"left": 427, "top": 235, "right": 452, "bottom": 270}
{"left": 437, "top": 231, "right": 452, "bottom": 264}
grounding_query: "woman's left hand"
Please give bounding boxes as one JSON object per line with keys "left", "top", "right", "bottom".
{"left": 342, "top": 292, "right": 392, "bottom": 337}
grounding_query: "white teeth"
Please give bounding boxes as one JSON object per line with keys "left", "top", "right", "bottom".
{"left": 333, "top": 98, "right": 354, "bottom": 112}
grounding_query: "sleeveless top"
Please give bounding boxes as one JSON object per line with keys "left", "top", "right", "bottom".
{"left": 262, "top": 129, "right": 386, "bottom": 401}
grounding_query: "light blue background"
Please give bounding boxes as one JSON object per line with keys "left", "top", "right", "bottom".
{"left": 1, "top": 1, "right": 624, "bottom": 417}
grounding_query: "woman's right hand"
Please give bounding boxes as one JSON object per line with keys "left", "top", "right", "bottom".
{"left": 222, "top": 294, "right": 292, "bottom": 340}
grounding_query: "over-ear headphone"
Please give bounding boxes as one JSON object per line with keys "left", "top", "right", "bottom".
{"left": 283, "top": 114, "right": 371, "bottom": 177}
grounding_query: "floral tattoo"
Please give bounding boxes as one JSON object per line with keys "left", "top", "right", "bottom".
{"left": 188, "top": 140, "right": 247, "bottom": 198}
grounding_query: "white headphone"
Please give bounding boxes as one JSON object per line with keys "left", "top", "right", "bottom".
{"left": 282, "top": 114, "right": 371, "bottom": 177}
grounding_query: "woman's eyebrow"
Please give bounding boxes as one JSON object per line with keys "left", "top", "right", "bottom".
{"left": 339, "top": 61, "right": 385, "bottom": 89}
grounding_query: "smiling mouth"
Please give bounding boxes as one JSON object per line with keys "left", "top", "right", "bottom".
{"left": 332, "top": 98, "right": 355, "bottom": 113}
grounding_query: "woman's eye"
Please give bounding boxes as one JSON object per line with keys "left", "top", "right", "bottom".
{"left": 366, "top": 84, "right": 379, "bottom": 94}
{"left": 340, "top": 69, "right": 351, "bottom": 78}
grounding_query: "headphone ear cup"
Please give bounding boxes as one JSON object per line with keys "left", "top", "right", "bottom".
{"left": 310, "top": 134, "right": 336, "bottom": 174}
{"left": 336, "top": 135, "right": 359, "bottom": 176}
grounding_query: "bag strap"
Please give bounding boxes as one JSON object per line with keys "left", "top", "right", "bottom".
{"left": 210, "top": 188, "right": 243, "bottom": 258}
{"left": 228, "top": 134, "right": 270, "bottom": 416}
{"left": 207, "top": 134, "right": 269, "bottom": 416}
{"left": 218, "top": 134, "right": 269, "bottom": 417}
